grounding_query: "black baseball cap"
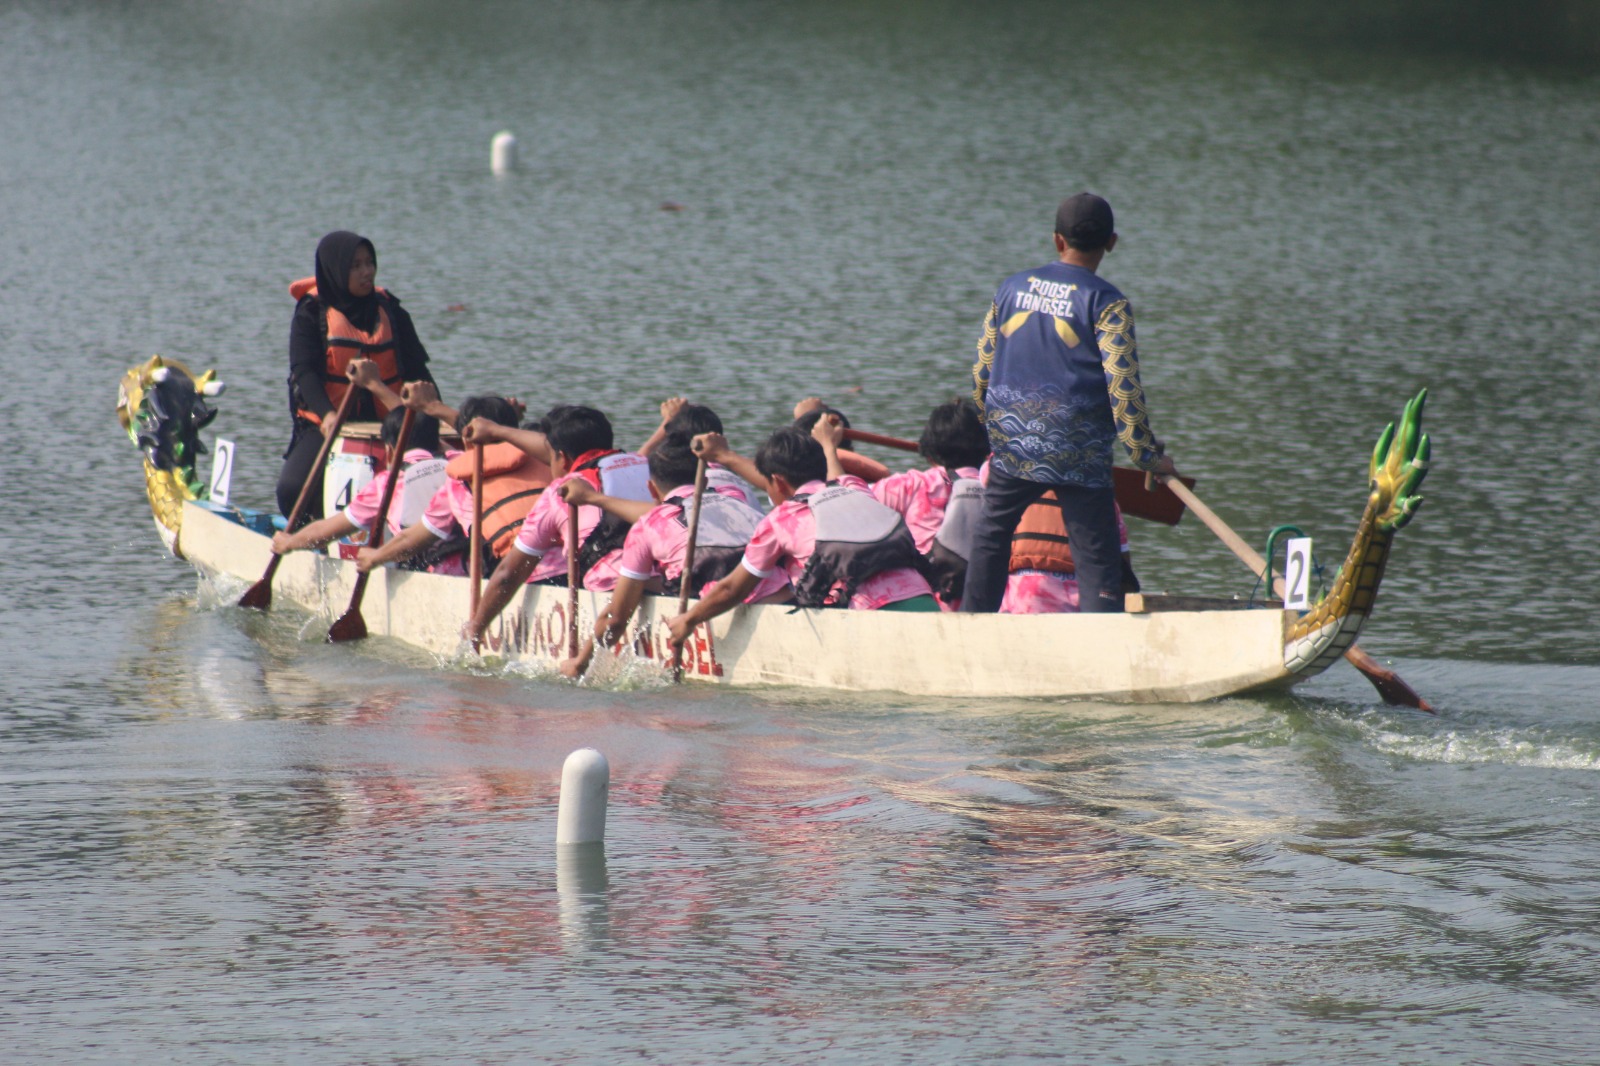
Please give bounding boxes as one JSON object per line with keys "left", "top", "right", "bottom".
{"left": 1055, "top": 193, "right": 1115, "bottom": 251}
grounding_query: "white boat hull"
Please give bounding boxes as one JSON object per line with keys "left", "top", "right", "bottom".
{"left": 179, "top": 500, "right": 1301, "bottom": 702}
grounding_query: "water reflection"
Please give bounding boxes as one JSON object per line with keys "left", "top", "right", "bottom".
{"left": 556, "top": 842, "right": 611, "bottom": 951}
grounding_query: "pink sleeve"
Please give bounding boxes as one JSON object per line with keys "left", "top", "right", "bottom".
{"left": 513, "top": 481, "right": 563, "bottom": 557}
{"left": 1115, "top": 505, "right": 1129, "bottom": 552}
{"left": 740, "top": 511, "right": 786, "bottom": 578}
{"left": 870, "top": 470, "right": 917, "bottom": 515}
{"left": 421, "top": 482, "right": 462, "bottom": 540}
{"left": 617, "top": 513, "right": 661, "bottom": 581}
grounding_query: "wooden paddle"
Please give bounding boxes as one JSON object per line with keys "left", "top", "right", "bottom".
{"left": 469, "top": 443, "right": 485, "bottom": 619}
{"left": 566, "top": 500, "right": 580, "bottom": 659}
{"left": 327, "top": 408, "right": 415, "bottom": 643}
{"left": 239, "top": 386, "right": 360, "bottom": 610}
{"left": 670, "top": 456, "right": 710, "bottom": 682}
{"left": 840, "top": 427, "right": 1196, "bottom": 526}
{"left": 1157, "top": 475, "right": 1433, "bottom": 713}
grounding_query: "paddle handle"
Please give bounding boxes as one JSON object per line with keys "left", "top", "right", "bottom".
{"left": 1159, "top": 475, "right": 1273, "bottom": 584}
{"left": 239, "top": 386, "right": 360, "bottom": 609}
{"left": 566, "top": 501, "right": 580, "bottom": 660}
{"left": 843, "top": 427, "right": 916, "bottom": 452}
{"left": 285, "top": 387, "right": 361, "bottom": 531}
{"left": 364, "top": 408, "right": 415, "bottom": 554}
{"left": 469, "top": 443, "right": 484, "bottom": 617}
{"left": 327, "top": 408, "right": 414, "bottom": 642}
{"left": 670, "top": 457, "right": 710, "bottom": 681}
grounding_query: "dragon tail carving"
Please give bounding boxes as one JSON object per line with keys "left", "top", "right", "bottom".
{"left": 1284, "top": 389, "right": 1431, "bottom": 675}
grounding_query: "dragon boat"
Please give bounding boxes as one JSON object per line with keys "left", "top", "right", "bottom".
{"left": 118, "top": 356, "right": 1432, "bottom": 703}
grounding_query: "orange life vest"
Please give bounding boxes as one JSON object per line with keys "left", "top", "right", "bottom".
{"left": 445, "top": 442, "right": 552, "bottom": 559}
{"left": 1010, "top": 491, "right": 1076, "bottom": 574}
{"left": 289, "top": 277, "right": 404, "bottom": 422}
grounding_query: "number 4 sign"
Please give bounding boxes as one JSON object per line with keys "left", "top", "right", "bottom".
{"left": 210, "top": 439, "right": 236, "bottom": 506}
{"left": 1283, "top": 537, "right": 1313, "bottom": 610}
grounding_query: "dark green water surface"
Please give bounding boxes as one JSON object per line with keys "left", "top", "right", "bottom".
{"left": 2, "top": 1, "right": 1597, "bottom": 1062}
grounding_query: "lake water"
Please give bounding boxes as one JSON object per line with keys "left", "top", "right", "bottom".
{"left": 3, "top": 1, "right": 1598, "bottom": 1062}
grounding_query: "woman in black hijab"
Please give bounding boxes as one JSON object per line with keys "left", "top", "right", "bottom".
{"left": 275, "top": 230, "right": 437, "bottom": 521}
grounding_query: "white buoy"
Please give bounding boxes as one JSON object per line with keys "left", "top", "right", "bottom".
{"left": 491, "top": 130, "right": 518, "bottom": 174}
{"left": 556, "top": 747, "right": 609, "bottom": 844}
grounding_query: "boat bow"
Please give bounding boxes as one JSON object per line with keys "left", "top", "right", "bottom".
{"left": 1284, "top": 390, "right": 1431, "bottom": 675}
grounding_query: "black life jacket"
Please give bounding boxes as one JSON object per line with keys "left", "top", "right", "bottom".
{"left": 661, "top": 491, "right": 763, "bottom": 597}
{"left": 790, "top": 482, "right": 928, "bottom": 608}
{"left": 924, "top": 469, "right": 985, "bottom": 603}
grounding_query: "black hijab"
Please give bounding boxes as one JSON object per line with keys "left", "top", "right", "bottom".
{"left": 313, "top": 230, "right": 380, "bottom": 331}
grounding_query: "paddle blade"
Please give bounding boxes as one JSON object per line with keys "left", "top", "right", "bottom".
{"left": 1344, "top": 646, "right": 1435, "bottom": 713}
{"left": 237, "top": 555, "right": 282, "bottom": 610}
{"left": 1113, "top": 468, "right": 1196, "bottom": 526}
{"left": 237, "top": 578, "right": 273, "bottom": 611}
{"left": 326, "top": 607, "right": 367, "bottom": 643}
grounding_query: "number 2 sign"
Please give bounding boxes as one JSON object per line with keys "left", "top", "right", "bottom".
{"left": 210, "top": 439, "right": 236, "bottom": 505}
{"left": 1283, "top": 537, "right": 1312, "bottom": 610}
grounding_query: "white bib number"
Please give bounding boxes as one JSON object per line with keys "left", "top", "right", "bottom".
{"left": 209, "top": 438, "right": 235, "bottom": 505}
{"left": 324, "top": 452, "right": 376, "bottom": 519}
{"left": 1283, "top": 537, "right": 1313, "bottom": 609}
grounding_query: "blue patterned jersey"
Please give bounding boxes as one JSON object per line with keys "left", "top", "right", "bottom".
{"left": 971, "top": 261, "right": 1162, "bottom": 487}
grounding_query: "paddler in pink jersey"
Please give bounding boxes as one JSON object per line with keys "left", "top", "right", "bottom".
{"left": 557, "top": 435, "right": 790, "bottom": 678}
{"left": 869, "top": 397, "right": 991, "bottom": 608}
{"left": 268, "top": 408, "right": 449, "bottom": 564}
{"left": 462, "top": 405, "right": 652, "bottom": 647}
{"left": 665, "top": 415, "right": 935, "bottom": 652}
{"left": 351, "top": 395, "right": 548, "bottom": 576}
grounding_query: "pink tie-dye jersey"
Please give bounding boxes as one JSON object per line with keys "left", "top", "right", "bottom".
{"left": 512, "top": 471, "right": 625, "bottom": 591}
{"left": 616, "top": 485, "right": 789, "bottom": 602}
{"left": 420, "top": 477, "right": 473, "bottom": 542}
{"left": 870, "top": 464, "right": 983, "bottom": 554}
{"left": 740, "top": 476, "right": 932, "bottom": 610}
{"left": 342, "top": 448, "right": 438, "bottom": 539}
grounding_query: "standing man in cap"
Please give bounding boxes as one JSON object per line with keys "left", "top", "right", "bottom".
{"left": 962, "top": 192, "right": 1178, "bottom": 614}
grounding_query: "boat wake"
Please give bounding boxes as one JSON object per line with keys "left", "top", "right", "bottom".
{"left": 1353, "top": 718, "right": 1600, "bottom": 771}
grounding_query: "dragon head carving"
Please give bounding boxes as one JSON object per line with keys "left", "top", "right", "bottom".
{"left": 1369, "top": 388, "right": 1430, "bottom": 534}
{"left": 117, "top": 355, "right": 226, "bottom": 552}
{"left": 117, "top": 355, "right": 224, "bottom": 494}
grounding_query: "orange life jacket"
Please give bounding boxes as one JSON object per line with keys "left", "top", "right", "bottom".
{"left": 289, "top": 277, "right": 403, "bottom": 423}
{"left": 1010, "top": 491, "right": 1075, "bottom": 574}
{"left": 445, "top": 442, "right": 552, "bottom": 559}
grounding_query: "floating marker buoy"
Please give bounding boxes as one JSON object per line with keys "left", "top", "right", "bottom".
{"left": 491, "top": 130, "right": 517, "bottom": 174}
{"left": 556, "top": 747, "right": 609, "bottom": 844}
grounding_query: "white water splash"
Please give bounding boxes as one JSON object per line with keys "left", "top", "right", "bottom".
{"left": 1360, "top": 722, "right": 1600, "bottom": 771}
